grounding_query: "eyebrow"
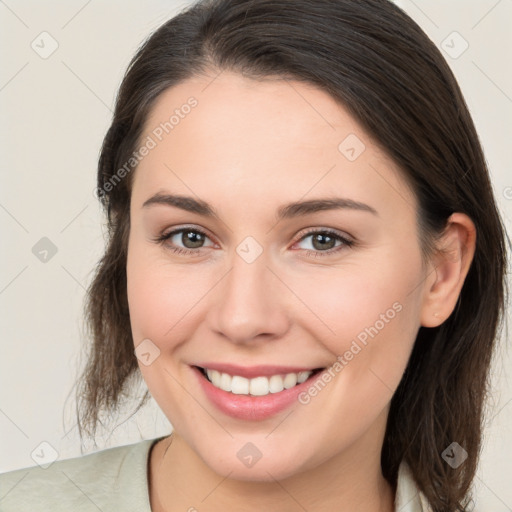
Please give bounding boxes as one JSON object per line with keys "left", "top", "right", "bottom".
{"left": 142, "top": 193, "right": 378, "bottom": 219}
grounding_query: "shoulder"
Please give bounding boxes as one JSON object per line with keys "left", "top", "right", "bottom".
{"left": 0, "top": 437, "right": 162, "bottom": 512}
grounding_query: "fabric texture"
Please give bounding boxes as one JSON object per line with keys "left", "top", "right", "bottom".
{"left": 0, "top": 437, "right": 431, "bottom": 511}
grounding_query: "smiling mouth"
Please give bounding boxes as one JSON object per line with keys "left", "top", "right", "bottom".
{"left": 195, "top": 366, "right": 324, "bottom": 396}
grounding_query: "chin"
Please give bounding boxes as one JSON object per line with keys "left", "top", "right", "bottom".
{"left": 196, "top": 441, "right": 316, "bottom": 483}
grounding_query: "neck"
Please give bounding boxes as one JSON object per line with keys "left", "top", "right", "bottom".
{"left": 149, "top": 413, "right": 395, "bottom": 512}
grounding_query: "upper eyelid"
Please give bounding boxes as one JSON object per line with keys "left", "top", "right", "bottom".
{"left": 295, "top": 226, "right": 353, "bottom": 241}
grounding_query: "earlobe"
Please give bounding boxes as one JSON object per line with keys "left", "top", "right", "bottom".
{"left": 420, "top": 213, "right": 476, "bottom": 328}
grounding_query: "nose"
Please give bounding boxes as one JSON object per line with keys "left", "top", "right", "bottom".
{"left": 206, "top": 251, "right": 291, "bottom": 345}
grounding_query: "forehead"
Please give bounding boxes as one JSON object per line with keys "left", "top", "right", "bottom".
{"left": 143, "top": 71, "right": 367, "bottom": 154}
{"left": 131, "top": 71, "right": 417, "bottom": 218}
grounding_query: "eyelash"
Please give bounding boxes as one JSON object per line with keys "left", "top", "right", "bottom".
{"left": 152, "top": 226, "right": 355, "bottom": 258}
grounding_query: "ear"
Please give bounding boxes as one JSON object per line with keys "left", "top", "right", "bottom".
{"left": 420, "top": 213, "right": 476, "bottom": 327}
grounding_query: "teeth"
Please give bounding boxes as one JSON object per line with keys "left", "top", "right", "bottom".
{"left": 220, "top": 372, "right": 232, "bottom": 392}
{"left": 297, "top": 371, "right": 310, "bottom": 384}
{"left": 231, "top": 375, "right": 249, "bottom": 394}
{"left": 249, "top": 376, "right": 268, "bottom": 396}
{"left": 269, "top": 374, "right": 284, "bottom": 393}
{"left": 203, "top": 368, "right": 314, "bottom": 396}
{"left": 283, "top": 373, "right": 297, "bottom": 389}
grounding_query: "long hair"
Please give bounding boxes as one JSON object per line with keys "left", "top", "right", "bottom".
{"left": 75, "top": 1, "right": 509, "bottom": 510}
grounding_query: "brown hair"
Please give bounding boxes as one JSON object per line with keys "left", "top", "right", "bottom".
{"left": 75, "top": 0, "right": 509, "bottom": 510}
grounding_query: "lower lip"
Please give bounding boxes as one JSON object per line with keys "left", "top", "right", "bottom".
{"left": 192, "top": 366, "right": 324, "bottom": 421}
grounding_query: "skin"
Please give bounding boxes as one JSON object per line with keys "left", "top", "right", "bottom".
{"left": 126, "top": 71, "right": 476, "bottom": 511}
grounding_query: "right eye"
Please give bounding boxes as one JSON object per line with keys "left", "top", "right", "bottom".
{"left": 152, "top": 226, "right": 216, "bottom": 256}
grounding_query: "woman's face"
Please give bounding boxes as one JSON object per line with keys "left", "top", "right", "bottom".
{"left": 126, "top": 71, "right": 433, "bottom": 480}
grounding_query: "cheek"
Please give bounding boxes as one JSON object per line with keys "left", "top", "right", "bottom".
{"left": 294, "top": 253, "right": 420, "bottom": 333}
{"left": 126, "top": 241, "right": 214, "bottom": 349}
{"left": 287, "top": 264, "right": 423, "bottom": 446}
{"left": 288, "top": 248, "right": 423, "bottom": 388}
{"left": 126, "top": 242, "right": 212, "bottom": 423}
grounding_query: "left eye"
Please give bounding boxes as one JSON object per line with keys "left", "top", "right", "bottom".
{"left": 293, "top": 230, "right": 353, "bottom": 253}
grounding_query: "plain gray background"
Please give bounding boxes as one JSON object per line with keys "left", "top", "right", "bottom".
{"left": 1, "top": 1, "right": 511, "bottom": 510}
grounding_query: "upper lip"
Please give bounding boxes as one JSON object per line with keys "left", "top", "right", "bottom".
{"left": 194, "top": 363, "right": 324, "bottom": 379}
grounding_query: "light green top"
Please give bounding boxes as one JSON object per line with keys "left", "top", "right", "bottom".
{"left": 0, "top": 436, "right": 431, "bottom": 511}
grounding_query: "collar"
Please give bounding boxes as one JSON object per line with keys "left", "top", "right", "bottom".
{"left": 395, "top": 461, "right": 432, "bottom": 511}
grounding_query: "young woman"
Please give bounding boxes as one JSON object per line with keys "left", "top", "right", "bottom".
{"left": 1, "top": 0, "right": 508, "bottom": 511}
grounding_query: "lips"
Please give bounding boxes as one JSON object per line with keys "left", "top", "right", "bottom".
{"left": 191, "top": 363, "right": 327, "bottom": 421}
